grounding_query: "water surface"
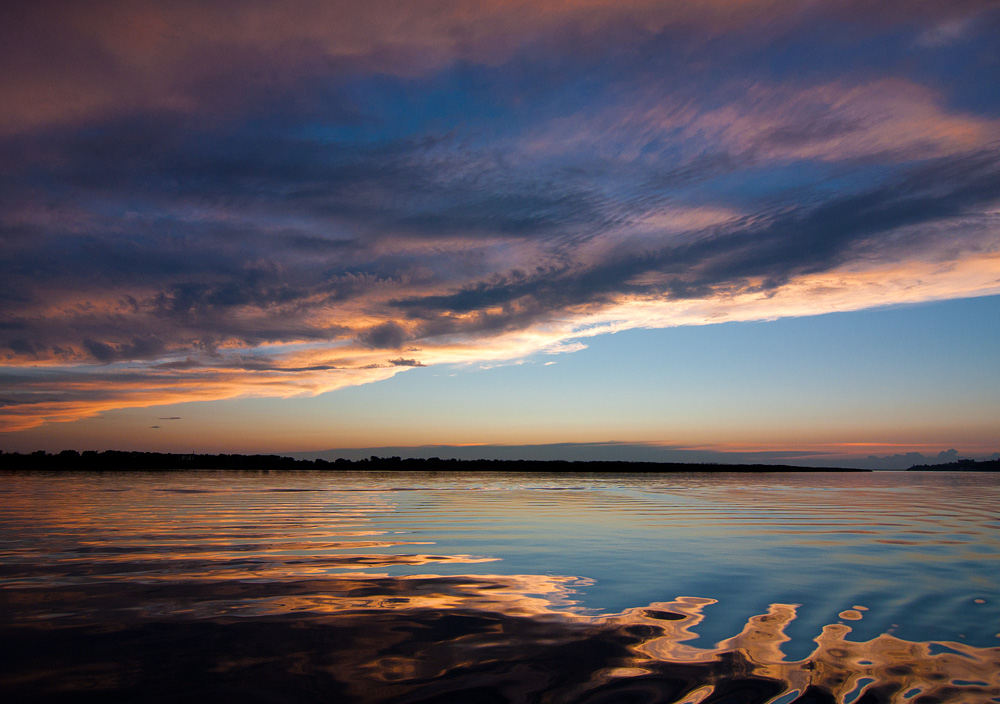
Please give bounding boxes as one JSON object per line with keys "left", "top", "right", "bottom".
{"left": 2, "top": 470, "right": 998, "bottom": 703}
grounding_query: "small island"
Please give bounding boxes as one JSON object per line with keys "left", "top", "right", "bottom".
{"left": 906, "top": 458, "right": 1000, "bottom": 472}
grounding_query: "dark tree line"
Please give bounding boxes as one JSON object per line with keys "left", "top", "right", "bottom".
{"left": 907, "top": 458, "right": 1000, "bottom": 471}
{"left": 3, "top": 450, "right": 994, "bottom": 472}
{"left": 0, "top": 450, "right": 874, "bottom": 472}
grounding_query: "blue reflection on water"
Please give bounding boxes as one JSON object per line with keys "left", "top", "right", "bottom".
{"left": 2, "top": 469, "right": 999, "bottom": 701}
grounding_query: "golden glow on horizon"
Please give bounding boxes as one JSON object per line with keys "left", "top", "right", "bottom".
{"left": 2, "top": 252, "right": 999, "bottom": 436}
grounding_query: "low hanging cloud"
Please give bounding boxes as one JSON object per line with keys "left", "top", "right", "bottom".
{"left": 1, "top": 0, "right": 999, "bottom": 431}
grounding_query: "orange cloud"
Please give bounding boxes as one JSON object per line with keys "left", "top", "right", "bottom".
{"left": 3, "top": 249, "right": 998, "bottom": 433}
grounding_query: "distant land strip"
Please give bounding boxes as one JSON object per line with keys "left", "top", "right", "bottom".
{"left": 2, "top": 450, "right": 997, "bottom": 472}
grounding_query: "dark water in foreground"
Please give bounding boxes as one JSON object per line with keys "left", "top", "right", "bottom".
{"left": 1, "top": 471, "right": 998, "bottom": 703}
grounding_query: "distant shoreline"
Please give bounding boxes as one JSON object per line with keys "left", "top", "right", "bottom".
{"left": 2, "top": 449, "right": 997, "bottom": 472}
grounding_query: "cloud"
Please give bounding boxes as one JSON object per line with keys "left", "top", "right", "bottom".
{"left": 527, "top": 77, "right": 998, "bottom": 167}
{"left": 387, "top": 358, "right": 426, "bottom": 367}
{"left": 292, "top": 441, "right": 997, "bottom": 468}
{"left": 2, "top": 253, "right": 999, "bottom": 433}
{"left": 83, "top": 336, "right": 166, "bottom": 364}
{"left": 1, "top": 0, "right": 998, "bottom": 432}
{"left": 2, "top": 0, "right": 995, "bottom": 135}
{"left": 358, "top": 322, "right": 409, "bottom": 350}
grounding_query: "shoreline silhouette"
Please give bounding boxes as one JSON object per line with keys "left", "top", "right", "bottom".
{"left": 3, "top": 449, "right": 997, "bottom": 472}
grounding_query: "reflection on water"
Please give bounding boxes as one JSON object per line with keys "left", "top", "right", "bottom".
{"left": 1, "top": 471, "right": 998, "bottom": 703}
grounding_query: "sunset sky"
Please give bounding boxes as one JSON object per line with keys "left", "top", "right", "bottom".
{"left": 2, "top": 1, "right": 999, "bottom": 467}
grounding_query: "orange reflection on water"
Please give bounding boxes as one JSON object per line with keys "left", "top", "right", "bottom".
{"left": 290, "top": 585, "right": 1000, "bottom": 704}
{"left": 603, "top": 598, "right": 1000, "bottom": 704}
{"left": 3, "top": 472, "right": 999, "bottom": 702}
{"left": 5, "top": 569, "right": 1000, "bottom": 703}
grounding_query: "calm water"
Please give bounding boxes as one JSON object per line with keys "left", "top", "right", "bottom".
{"left": 1, "top": 470, "right": 998, "bottom": 703}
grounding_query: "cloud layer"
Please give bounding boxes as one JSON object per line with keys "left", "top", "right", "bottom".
{"left": 2, "top": 0, "right": 999, "bottom": 431}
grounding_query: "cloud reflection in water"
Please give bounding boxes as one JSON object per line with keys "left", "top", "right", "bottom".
{"left": 2, "top": 471, "right": 998, "bottom": 703}
{"left": 4, "top": 569, "right": 999, "bottom": 703}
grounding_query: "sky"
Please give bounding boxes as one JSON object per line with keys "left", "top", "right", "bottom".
{"left": 1, "top": 0, "right": 999, "bottom": 467}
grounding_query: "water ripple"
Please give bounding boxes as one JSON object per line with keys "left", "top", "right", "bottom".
{"left": 1, "top": 470, "right": 998, "bottom": 702}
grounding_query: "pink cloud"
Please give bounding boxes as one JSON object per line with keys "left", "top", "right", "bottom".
{"left": 527, "top": 77, "right": 997, "bottom": 165}
{"left": 3, "top": 0, "right": 993, "bottom": 134}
